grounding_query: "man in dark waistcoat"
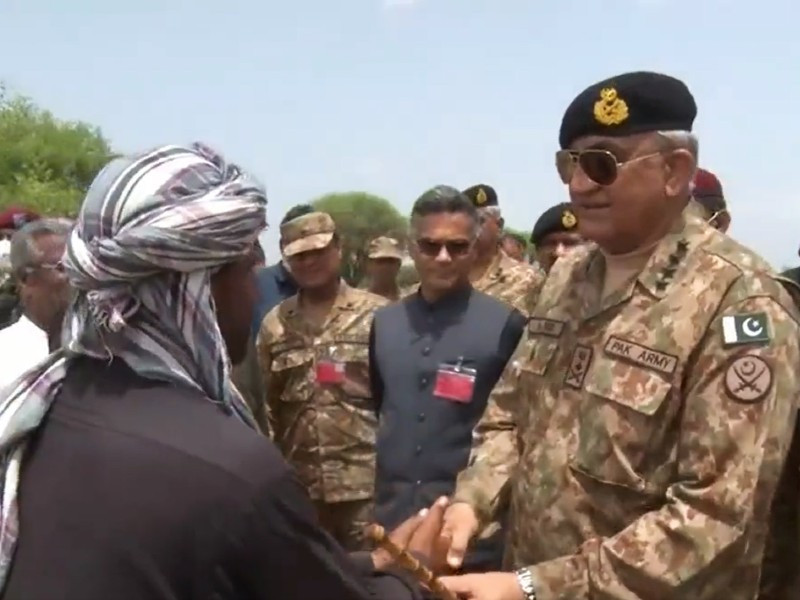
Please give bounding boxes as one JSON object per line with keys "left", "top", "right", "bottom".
{"left": 369, "top": 186, "right": 527, "bottom": 572}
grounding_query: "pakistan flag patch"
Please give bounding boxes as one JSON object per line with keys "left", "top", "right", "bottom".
{"left": 722, "top": 312, "right": 771, "bottom": 346}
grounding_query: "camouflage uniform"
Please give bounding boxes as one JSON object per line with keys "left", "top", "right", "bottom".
{"left": 454, "top": 209, "right": 800, "bottom": 599}
{"left": 364, "top": 236, "right": 404, "bottom": 302}
{"left": 257, "top": 282, "right": 386, "bottom": 550}
{"left": 461, "top": 184, "right": 545, "bottom": 316}
{"left": 472, "top": 249, "right": 544, "bottom": 316}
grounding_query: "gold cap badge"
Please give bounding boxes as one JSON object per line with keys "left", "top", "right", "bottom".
{"left": 561, "top": 210, "right": 577, "bottom": 229}
{"left": 593, "top": 87, "right": 629, "bottom": 126}
{"left": 476, "top": 187, "right": 487, "bottom": 205}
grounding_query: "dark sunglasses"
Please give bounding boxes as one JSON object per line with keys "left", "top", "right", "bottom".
{"left": 415, "top": 238, "right": 473, "bottom": 258}
{"left": 556, "top": 148, "right": 660, "bottom": 186}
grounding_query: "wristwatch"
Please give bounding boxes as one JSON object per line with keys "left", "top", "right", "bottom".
{"left": 515, "top": 567, "right": 537, "bottom": 600}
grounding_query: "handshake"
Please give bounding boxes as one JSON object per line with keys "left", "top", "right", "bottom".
{"left": 368, "top": 498, "right": 525, "bottom": 600}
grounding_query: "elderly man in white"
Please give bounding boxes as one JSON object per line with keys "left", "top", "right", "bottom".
{"left": 0, "top": 219, "right": 72, "bottom": 391}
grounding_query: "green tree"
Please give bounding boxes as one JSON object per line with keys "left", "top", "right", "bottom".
{"left": 0, "top": 85, "right": 113, "bottom": 217}
{"left": 312, "top": 192, "right": 408, "bottom": 285}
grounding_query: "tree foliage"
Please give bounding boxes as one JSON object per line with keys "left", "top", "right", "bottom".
{"left": 312, "top": 192, "right": 408, "bottom": 285}
{"left": 0, "top": 85, "right": 113, "bottom": 217}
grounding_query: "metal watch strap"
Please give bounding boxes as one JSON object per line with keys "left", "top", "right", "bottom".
{"left": 515, "top": 567, "right": 537, "bottom": 600}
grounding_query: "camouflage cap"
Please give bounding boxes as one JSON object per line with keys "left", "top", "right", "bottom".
{"left": 367, "top": 236, "right": 403, "bottom": 260}
{"left": 281, "top": 211, "right": 336, "bottom": 257}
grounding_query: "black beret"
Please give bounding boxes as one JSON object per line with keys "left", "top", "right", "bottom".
{"left": 462, "top": 184, "right": 498, "bottom": 208}
{"left": 559, "top": 71, "right": 697, "bottom": 149}
{"left": 530, "top": 203, "right": 579, "bottom": 245}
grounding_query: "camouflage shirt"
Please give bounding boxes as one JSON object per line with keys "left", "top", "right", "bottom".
{"left": 472, "top": 249, "right": 544, "bottom": 316}
{"left": 454, "top": 209, "right": 800, "bottom": 599}
{"left": 257, "top": 283, "right": 387, "bottom": 503}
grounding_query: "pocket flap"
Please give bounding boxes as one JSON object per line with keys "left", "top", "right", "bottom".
{"left": 584, "top": 357, "right": 672, "bottom": 416}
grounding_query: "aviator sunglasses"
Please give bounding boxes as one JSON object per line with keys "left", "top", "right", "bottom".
{"left": 555, "top": 148, "right": 661, "bottom": 186}
{"left": 415, "top": 238, "right": 473, "bottom": 258}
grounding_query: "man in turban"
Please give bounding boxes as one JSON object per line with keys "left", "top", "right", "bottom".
{"left": 0, "top": 143, "right": 442, "bottom": 600}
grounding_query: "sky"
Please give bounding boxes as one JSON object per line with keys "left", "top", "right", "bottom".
{"left": 1, "top": 0, "right": 798, "bottom": 267}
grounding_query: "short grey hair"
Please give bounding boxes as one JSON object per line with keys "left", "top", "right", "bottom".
{"left": 657, "top": 130, "right": 699, "bottom": 162}
{"left": 478, "top": 205, "right": 502, "bottom": 222}
{"left": 9, "top": 218, "right": 73, "bottom": 275}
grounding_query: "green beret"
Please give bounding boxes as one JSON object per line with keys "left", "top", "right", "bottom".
{"left": 462, "top": 184, "right": 498, "bottom": 208}
{"left": 559, "top": 71, "right": 697, "bottom": 149}
{"left": 530, "top": 203, "right": 578, "bottom": 245}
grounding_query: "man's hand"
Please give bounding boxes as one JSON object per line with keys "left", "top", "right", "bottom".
{"left": 439, "top": 572, "right": 524, "bottom": 600}
{"left": 371, "top": 497, "right": 450, "bottom": 571}
{"left": 440, "top": 501, "right": 480, "bottom": 569}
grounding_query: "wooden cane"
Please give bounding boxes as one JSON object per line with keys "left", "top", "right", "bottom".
{"left": 365, "top": 523, "right": 457, "bottom": 600}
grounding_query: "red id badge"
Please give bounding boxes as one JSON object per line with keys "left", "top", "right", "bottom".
{"left": 315, "top": 359, "right": 345, "bottom": 384}
{"left": 433, "top": 365, "right": 477, "bottom": 403}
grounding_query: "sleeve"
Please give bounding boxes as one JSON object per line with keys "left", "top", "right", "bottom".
{"left": 523, "top": 292, "right": 800, "bottom": 600}
{"left": 451, "top": 330, "right": 530, "bottom": 532}
{"left": 255, "top": 313, "right": 278, "bottom": 437}
{"left": 368, "top": 321, "right": 384, "bottom": 416}
{"left": 237, "top": 465, "right": 426, "bottom": 600}
{"left": 231, "top": 336, "right": 270, "bottom": 437}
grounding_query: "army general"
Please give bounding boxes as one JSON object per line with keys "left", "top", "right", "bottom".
{"left": 439, "top": 71, "right": 800, "bottom": 600}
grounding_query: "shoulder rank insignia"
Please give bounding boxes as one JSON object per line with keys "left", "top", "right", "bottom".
{"left": 593, "top": 87, "right": 629, "bottom": 126}
{"left": 476, "top": 187, "right": 487, "bottom": 205}
{"left": 561, "top": 209, "right": 577, "bottom": 229}
{"left": 722, "top": 312, "right": 771, "bottom": 346}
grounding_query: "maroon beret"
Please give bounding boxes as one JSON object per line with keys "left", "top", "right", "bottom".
{"left": 0, "top": 206, "right": 40, "bottom": 231}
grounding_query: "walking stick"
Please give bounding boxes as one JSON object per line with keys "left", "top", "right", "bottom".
{"left": 365, "top": 524, "right": 457, "bottom": 600}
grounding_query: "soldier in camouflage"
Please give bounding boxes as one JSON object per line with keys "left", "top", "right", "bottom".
{"left": 364, "top": 236, "right": 404, "bottom": 301}
{"left": 462, "top": 184, "right": 544, "bottom": 316}
{"left": 438, "top": 72, "right": 800, "bottom": 600}
{"left": 256, "top": 211, "right": 387, "bottom": 551}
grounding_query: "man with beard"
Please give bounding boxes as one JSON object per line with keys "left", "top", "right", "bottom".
{"left": 0, "top": 143, "right": 443, "bottom": 600}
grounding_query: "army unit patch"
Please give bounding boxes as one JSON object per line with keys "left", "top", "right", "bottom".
{"left": 724, "top": 355, "right": 773, "bottom": 403}
{"left": 564, "top": 345, "right": 593, "bottom": 389}
{"left": 722, "top": 312, "right": 770, "bottom": 346}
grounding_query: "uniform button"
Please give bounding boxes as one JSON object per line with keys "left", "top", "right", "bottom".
{"left": 420, "top": 376, "right": 428, "bottom": 386}
{"left": 415, "top": 445, "right": 422, "bottom": 454}
{"left": 415, "top": 480, "right": 422, "bottom": 486}
{"left": 422, "top": 346, "right": 431, "bottom": 356}
{"left": 417, "top": 412, "right": 425, "bottom": 422}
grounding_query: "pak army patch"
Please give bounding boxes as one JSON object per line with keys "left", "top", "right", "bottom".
{"left": 724, "top": 355, "right": 773, "bottom": 403}
{"left": 721, "top": 312, "right": 770, "bottom": 346}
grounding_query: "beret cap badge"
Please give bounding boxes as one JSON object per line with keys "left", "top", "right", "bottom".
{"left": 593, "top": 87, "right": 629, "bottom": 126}
{"left": 561, "top": 210, "right": 577, "bottom": 229}
{"left": 476, "top": 187, "right": 488, "bottom": 205}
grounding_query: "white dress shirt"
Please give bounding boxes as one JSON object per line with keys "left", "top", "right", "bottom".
{"left": 0, "top": 315, "right": 49, "bottom": 392}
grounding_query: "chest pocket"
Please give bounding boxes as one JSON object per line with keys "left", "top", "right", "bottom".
{"left": 324, "top": 336, "right": 372, "bottom": 400}
{"left": 270, "top": 345, "right": 314, "bottom": 403}
{"left": 571, "top": 356, "right": 675, "bottom": 494}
